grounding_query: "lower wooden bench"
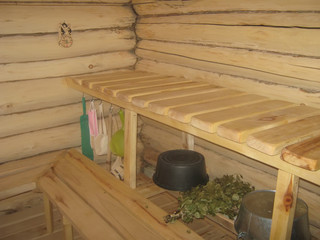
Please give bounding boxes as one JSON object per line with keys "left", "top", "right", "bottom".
{"left": 37, "top": 149, "right": 202, "bottom": 240}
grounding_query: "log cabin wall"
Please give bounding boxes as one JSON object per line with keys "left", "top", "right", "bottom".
{"left": 0, "top": 1, "right": 136, "bottom": 238}
{"left": 133, "top": 0, "right": 320, "bottom": 237}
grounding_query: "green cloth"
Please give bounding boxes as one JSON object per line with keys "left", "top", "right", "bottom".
{"left": 80, "top": 97, "right": 93, "bottom": 160}
{"left": 110, "top": 109, "right": 124, "bottom": 157}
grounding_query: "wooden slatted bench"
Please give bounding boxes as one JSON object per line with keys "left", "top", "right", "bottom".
{"left": 37, "top": 149, "right": 201, "bottom": 240}
{"left": 66, "top": 70, "right": 320, "bottom": 240}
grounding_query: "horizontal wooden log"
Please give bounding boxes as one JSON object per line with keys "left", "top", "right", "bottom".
{"left": 139, "top": 13, "right": 320, "bottom": 28}
{"left": 133, "top": 0, "right": 320, "bottom": 15}
{"left": 0, "top": 104, "right": 82, "bottom": 138}
{"left": 1, "top": 29, "right": 135, "bottom": 64}
{"left": 136, "top": 23, "right": 320, "bottom": 57}
{"left": 0, "top": 78, "right": 81, "bottom": 115}
{"left": 0, "top": 123, "right": 80, "bottom": 163}
{"left": 135, "top": 60, "right": 320, "bottom": 108}
{"left": 0, "top": 5, "right": 135, "bottom": 34}
{"left": 1, "top": 0, "right": 129, "bottom": 3}
{"left": 137, "top": 40, "right": 320, "bottom": 88}
{"left": 0, "top": 51, "right": 137, "bottom": 82}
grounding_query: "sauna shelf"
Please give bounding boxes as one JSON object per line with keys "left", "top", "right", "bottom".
{"left": 66, "top": 70, "right": 320, "bottom": 240}
{"left": 66, "top": 70, "right": 320, "bottom": 182}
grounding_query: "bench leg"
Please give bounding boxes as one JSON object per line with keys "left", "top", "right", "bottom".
{"left": 182, "top": 132, "right": 194, "bottom": 150}
{"left": 43, "top": 193, "right": 53, "bottom": 233}
{"left": 270, "top": 170, "right": 299, "bottom": 240}
{"left": 63, "top": 216, "right": 73, "bottom": 240}
{"left": 124, "top": 109, "right": 137, "bottom": 189}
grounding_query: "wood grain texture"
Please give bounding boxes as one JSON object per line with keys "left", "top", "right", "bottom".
{"left": 133, "top": 0, "right": 320, "bottom": 14}
{"left": 247, "top": 115, "right": 320, "bottom": 155}
{"left": 217, "top": 106, "right": 320, "bottom": 144}
{"left": 0, "top": 123, "right": 80, "bottom": 163}
{"left": 0, "top": 5, "right": 134, "bottom": 34}
{"left": 148, "top": 89, "right": 243, "bottom": 115}
{"left": 137, "top": 40, "right": 320, "bottom": 87}
{"left": 136, "top": 24, "right": 319, "bottom": 56}
{"left": 191, "top": 100, "right": 294, "bottom": 133}
{"left": 0, "top": 29, "right": 135, "bottom": 64}
{"left": 136, "top": 60, "right": 320, "bottom": 108}
{"left": 281, "top": 135, "right": 320, "bottom": 171}
{"left": 0, "top": 51, "right": 137, "bottom": 82}
{"left": 168, "top": 94, "right": 267, "bottom": 123}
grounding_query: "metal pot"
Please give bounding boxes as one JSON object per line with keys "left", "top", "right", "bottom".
{"left": 153, "top": 149, "right": 209, "bottom": 191}
{"left": 234, "top": 190, "right": 311, "bottom": 240}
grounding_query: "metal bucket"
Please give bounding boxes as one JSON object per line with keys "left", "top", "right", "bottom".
{"left": 234, "top": 190, "right": 311, "bottom": 240}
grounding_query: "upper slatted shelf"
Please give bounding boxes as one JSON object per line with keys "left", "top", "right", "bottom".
{"left": 67, "top": 70, "right": 320, "bottom": 172}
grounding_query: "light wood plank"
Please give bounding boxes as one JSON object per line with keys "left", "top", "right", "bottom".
{"left": 0, "top": 52, "right": 136, "bottom": 82}
{"left": 148, "top": 89, "right": 243, "bottom": 115}
{"left": 281, "top": 135, "right": 320, "bottom": 171}
{"left": 117, "top": 81, "right": 201, "bottom": 102}
{"left": 133, "top": 0, "right": 320, "bottom": 14}
{"left": 0, "top": 29, "right": 135, "bottom": 64}
{"left": 124, "top": 109, "right": 138, "bottom": 189}
{"left": 137, "top": 40, "right": 320, "bottom": 87}
{"left": 217, "top": 105, "right": 320, "bottom": 144}
{"left": 0, "top": 5, "right": 134, "bottom": 35}
{"left": 168, "top": 94, "right": 267, "bottom": 123}
{"left": 64, "top": 149, "right": 203, "bottom": 240}
{"left": 136, "top": 24, "right": 320, "bottom": 56}
{"left": 82, "top": 71, "right": 159, "bottom": 88}
{"left": 139, "top": 13, "right": 320, "bottom": 28}
{"left": 247, "top": 115, "right": 320, "bottom": 155}
{"left": 136, "top": 60, "right": 320, "bottom": 108}
{"left": 132, "top": 84, "right": 218, "bottom": 108}
{"left": 0, "top": 77, "right": 81, "bottom": 115}
{"left": 0, "top": 123, "right": 80, "bottom": 163}
{"left": 191, "top": 100, "right": 294, "bottom": 133}
{"left": 38, "top": 171, "right": 125, "bottom": 240}
{"left": 270, "top": 170, "right": 299, "bottom": 240}
{"left": 93, "top": 76, "right": 176, "bottom": 92}
{"left": 53, "top": 156, "right": 163, "bottom": 240}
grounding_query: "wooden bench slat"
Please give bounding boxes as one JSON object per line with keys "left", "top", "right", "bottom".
{"left": 217, "top": 105, "right": 320, "bottom": 144}
{"left": 191, "top": 100, "right": 294, "bottom": 133}
{"left": 64, "top": 149, "right": 203, "bottom": 240}
{"left": 38, "top": 171, "right": 125, "bottom": 240}
{"left": 281, "top": 135, "right": 320, "bottom": 171}
{"left": 247, "top": 114, "right": 320, "bottom": 155}
{"left": 103, "top": 77, "right": 187, "bottom": 96}
{"left": 117, "top": 81, "right": 205, "bottom": 102}
{"left": 89, "top": 75, "right": 172, "bottom": 90}
{"left": 53, "top": 156, "right": 164, "bottom": 240}
{"left": 168, "top": 94, "right": 267, "bottom": 123}
{"left": 131, "top": 84, "right": 216, "bottom": 108}
{"left": 77, "top": 71, "right": 157, "bottom": 86}
{"left": 148, "top": 89, "right": 243, "bottom": 115}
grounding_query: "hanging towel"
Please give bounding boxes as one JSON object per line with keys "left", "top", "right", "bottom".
{"left": 80, "top": 97, "right": 94, "bottom": 160}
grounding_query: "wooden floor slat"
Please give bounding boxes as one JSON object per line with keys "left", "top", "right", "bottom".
{"left": 191, "top": 100, "right": 294, "bottom": 133}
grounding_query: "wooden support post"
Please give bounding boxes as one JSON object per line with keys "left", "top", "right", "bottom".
{"left": 124, "top": 109, "right": 137, "bottom": 189}
{"left": 182, "top": 132, "right": 194, "bottom": 150}
{"left": 43, "top": 193, "right": 53, "bottom": 233}
{"left": 270, "top": 170, "right": 299, "bottom": 240}
{"left": 63, "top": 216, "right": 73, "bottom": 240}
